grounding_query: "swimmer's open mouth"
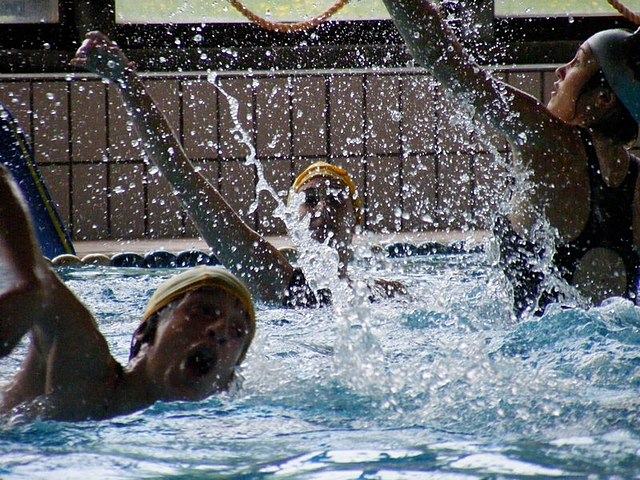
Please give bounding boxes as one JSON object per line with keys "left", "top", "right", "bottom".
{"left": 185, "top": 346, "right": 217, "bottom": 377}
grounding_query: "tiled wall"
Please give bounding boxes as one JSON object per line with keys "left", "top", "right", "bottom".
{"left": 0, "top": 67, "right": 555, "bottom": 241}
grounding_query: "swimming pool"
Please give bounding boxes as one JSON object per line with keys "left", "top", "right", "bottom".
{"left": 2, "top": 249, "right": 640, "bottom": 478}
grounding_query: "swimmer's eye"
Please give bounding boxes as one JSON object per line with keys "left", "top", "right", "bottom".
{"left": 326, "top": 190, "right": 348, "bottom": 207}
{"left": 303, "top": 188, "right": 348, "bottom": 209}
{"left": 185, "top": 347, "right": 216, "bottom": 377}
{"left": 190, "top": 304, "right": 221, "bottom": 319}
{"left": 304, "top": 189, "right": 320, "bottom": 208}
{"left": 234, "top": 324, "right": 249, "bottom": 339}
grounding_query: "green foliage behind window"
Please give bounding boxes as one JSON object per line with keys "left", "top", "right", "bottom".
{"left": 495, "top": 0, "right": 640, "bottom": 16}
{"left": 116, "top": 0, "right": 390, "bottom": 23}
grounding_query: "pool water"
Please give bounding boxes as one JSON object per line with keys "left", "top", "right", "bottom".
{"left": 2, "top": 251, "right": 640, "bottom": 478}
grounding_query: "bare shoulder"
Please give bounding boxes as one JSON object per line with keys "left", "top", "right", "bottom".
{"left": 1, "top": 268, "right": 120, "bottom": 420}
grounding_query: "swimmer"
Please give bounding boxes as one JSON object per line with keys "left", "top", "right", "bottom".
{"left": 289, "top": 160, "right": 405, "bottom": 302}
{"left": 0, "top": 164, "right": 255, "bottom": 420}
{"left": 71, "top": 32, "right": 404, "bottom": 307}
{"left": 383, "top": 0, "right": 640, "bottom": 314}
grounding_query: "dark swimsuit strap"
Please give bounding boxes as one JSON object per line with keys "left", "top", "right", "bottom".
{"left": 283, "top": 268, "right": 332, "bottom": 308}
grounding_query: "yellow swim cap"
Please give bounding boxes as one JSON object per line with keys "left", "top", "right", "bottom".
{"left": 142, "top": 266, "right": 255, "bottom": 330}
{"left": 291, "top": 161, "right": 364, "bottom": 224}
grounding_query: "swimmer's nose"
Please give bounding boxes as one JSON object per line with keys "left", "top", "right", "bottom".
{"left": 206, "top": 324, "right": 228, "bottom": 346}
{"left": 316, "top": 199, "right": 338, "bottom": 216}
{"left": 555, "top": 63, "right": 567, "bottom": 80}
{"left": 311, "top": 198, "right": 327, "bottom": 210}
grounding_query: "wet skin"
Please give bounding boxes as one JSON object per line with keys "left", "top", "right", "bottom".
{"left": 142, "top": 287, "right": 254, "bottom": 402}
{"left": 547, "top": 43, "right": 601, "bottom": 124}
{"left": 297, "top": 176, "right": 356, "bottom": 251}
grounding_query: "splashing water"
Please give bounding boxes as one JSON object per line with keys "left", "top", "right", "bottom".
{"left": 436, "top": 74, "right": 584, "bottom": 312}
{"left": 2, "top": 252, "right": 640, "bottom": 477}
{"left": 207, "top": 72, "right": 393, "bottom": 399}
{"left": 207, "top": 71, "right": 282, "bottom": 217}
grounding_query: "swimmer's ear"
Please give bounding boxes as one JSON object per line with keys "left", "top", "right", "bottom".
{"left": 595, "top": 88, "right": 617, "bottom": 110}
{"left": 129, "top": 313, "right": 160, "bottom": 360}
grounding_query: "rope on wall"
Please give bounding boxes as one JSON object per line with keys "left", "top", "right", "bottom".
{"left": 607, "top": 0, "right": 640, "bottom": 25}
{"left": 228, "top": 0, "right": 351, "bottom": 32}
{"left": 231, "top": 0, "right": 640, "bottom": 32}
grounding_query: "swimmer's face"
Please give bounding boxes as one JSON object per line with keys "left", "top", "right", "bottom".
{"left": 297, "top": 176, "right": 357, "bottom": 250}
{"left": 144, "top": 287, "right": 254, "bottom": 402}
{"left": 548, "top": 42, "right": 601, "bottom": 124}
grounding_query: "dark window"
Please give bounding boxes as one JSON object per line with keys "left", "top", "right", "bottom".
{"left": 1, "top": 0, "right": 639, "bottom": 73}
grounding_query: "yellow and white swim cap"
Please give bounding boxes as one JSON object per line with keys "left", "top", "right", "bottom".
{"left": 291, "top": 161, "right": 364, "bottom": 224}
{"left": 143, "top": 266, "right": 255, "bottom": 330}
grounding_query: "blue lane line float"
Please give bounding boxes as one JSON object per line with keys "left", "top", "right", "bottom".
{"left": 0, "top": 104, "right": 75, "bottom": 259}
{"left": 50, "top": 241, "right": 484, "bottom": 268}
{"left": 143, "top": 250, "right": 178, "bottom": 268}
{"left": 53, "top": 250, "right": 219, "bottom": 268}
{"left": 110, "top": 252, "right": 146, "bottom": 268}
{"left": 176, "top": 249, "right": 220, "bottom": 267}
{"left": 386, "top": 242, "right": 419, "bottom": 258}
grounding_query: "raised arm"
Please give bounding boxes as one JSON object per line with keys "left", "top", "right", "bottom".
{"left": 0, "top": 165, "right": 47, "bottom": 357}
{"left": 71, "top": 32, "right": 293, "bottom": 303}
{"left": 381, "top": 0, "right": 559, "bottom": 143}
{"left": 0, "top": 165, "right": 119, "bottom": 418}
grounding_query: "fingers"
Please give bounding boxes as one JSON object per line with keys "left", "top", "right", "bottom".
{"left": 69, "top": 40, "right": 92, "bottom": 67}
{"left": 71, "top": 31, "right": 117, "bottom": 64}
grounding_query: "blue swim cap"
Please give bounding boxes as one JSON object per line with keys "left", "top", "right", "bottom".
{"left": 587, "top": 28, "right": 640, "bottom": 123}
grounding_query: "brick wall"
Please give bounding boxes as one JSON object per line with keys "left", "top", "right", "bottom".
{"left": 0, "top": 67, "right": 554, "bottom": 241}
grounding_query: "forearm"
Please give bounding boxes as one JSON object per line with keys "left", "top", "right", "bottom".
{"left": 182, "top": 176, "right": 294, "bottom": 301}
{"left": 383, "top": 0, "right": 461, "bottom": 70}
{"left": 383, "top": 0, "right": 544, "bottom": 143}
{"left": 382, "top": 0, "right": 469, "bottom": 83}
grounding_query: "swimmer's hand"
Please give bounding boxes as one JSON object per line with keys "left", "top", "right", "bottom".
{"left": 71, "top": 31, "right": 136, "bottom": 84}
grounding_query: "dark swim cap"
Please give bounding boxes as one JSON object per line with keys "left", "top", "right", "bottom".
{"left": 587, "top": 28, "right": 640, "bottom": 123}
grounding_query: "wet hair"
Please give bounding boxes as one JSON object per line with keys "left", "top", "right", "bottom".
{"left": 129, "top": 311, "right": 162, "bottom": 360}
{"left": 580, "top": 68, "right": 638, "bottom": 145}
